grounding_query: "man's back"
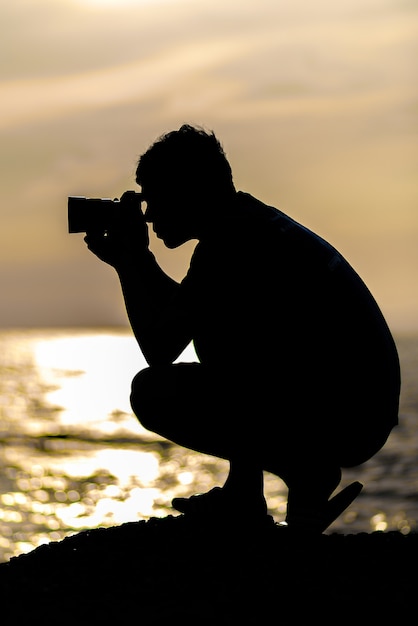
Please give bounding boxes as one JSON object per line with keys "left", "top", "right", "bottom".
{"left": 182, "top": 192, "right": 396, "bottom": 373}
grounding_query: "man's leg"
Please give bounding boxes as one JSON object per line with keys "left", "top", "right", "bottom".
{"left": 130, "top": 363, "right": 269, "bottom": 520}
{"left": 131, "top": 362, "right": 234, "bottom": 457}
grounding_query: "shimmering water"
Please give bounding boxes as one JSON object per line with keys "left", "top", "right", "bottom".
{"left": 0, "top": 328, "right": 416, "bottom": 563}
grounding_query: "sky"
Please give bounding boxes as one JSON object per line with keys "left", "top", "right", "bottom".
{"left": 0, "top": 0, "right": 417, "bottom": 334}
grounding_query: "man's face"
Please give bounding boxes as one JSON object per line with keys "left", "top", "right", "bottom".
{"left": 140, "top": 181, "right": 200, "bottom": 249}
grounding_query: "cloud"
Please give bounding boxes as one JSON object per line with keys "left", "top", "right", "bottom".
{"left": 0, "top": 38, "right": 248, "bottom": 130}
{"left": 2, "top": 0, "right": 415, "bottom": 130}
{"left": 0, "top": 0, "right": 416, "bottom": 331}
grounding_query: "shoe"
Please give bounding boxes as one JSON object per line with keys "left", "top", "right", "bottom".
{"left": 172, "top": 487, "right": 271, "bottom": 525}
{"left": 285, "top": 481, "right": 363, "bottom": 533}
{"left": 172, "top": 487, "right": 224, "bottom": 516}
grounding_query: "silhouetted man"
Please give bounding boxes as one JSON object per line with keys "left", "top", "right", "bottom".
{"left": 85, "top": 124, "right": 401, "bottom": 531}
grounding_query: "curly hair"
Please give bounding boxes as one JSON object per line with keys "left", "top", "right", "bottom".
{"left": 136, "top": 124, "right": 235, "bottom": 195}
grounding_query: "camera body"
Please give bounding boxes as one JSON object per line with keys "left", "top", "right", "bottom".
{"left": 67, "top": 193, "right": 142, "bottom": 233}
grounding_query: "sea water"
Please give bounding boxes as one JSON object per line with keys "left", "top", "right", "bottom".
{"left": 0, "top": 328, "right": 416, "bottom": 563}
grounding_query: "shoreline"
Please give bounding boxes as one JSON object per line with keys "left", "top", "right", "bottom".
{"left": 0, "top": 515, "right": 416, "bottom": 622}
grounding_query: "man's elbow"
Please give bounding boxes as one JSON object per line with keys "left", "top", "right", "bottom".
{"left": 141, "top": 343, "right": 178, "bottom": 368}
{"left": 139, "top": 333, "right": 191, "bottom": 367}
{"left": 144, "top": 353, "right": 173, "bottom": 368}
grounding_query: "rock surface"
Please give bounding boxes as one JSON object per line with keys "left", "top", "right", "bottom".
{"left": 0, "top": 515, "right": 416, "bottom": 623}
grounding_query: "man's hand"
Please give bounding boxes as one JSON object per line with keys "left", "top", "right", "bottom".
{"left": 84, "top": 191, "right": 149, "bottom": 268}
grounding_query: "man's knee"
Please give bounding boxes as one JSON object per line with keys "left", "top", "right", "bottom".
{"left": 130, "top": 367, "right": 161, "bottom": 431}
{"left": 130, "top": 361, "right": 206, "bottom": 435}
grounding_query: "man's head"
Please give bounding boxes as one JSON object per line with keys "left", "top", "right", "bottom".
{"left": 136, "top": 125, "right": 235, "bottom": 247}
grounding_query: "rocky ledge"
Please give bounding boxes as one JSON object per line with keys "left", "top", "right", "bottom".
{"left": 0, "top": 515, "right": 416, "bottom": 623}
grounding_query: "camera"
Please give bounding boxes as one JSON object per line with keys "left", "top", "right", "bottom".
{"left": 67, "top": 193, "right": 142, "bottom": 234}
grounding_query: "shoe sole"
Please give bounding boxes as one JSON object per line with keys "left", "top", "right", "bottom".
{"left": 318, "top": 481, "right": 363, "bottom": 533}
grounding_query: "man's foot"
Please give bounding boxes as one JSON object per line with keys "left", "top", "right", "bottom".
{"left": 172, "top": 487, "right": 271, "bottom": 523}
{"left": 173, "top": 487, "right": 223, "bottom": 515}
{"left": 284, "top": 481, "right": 363, "bottom": 533}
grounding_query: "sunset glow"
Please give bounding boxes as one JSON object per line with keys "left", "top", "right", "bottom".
{"left": 76, "top": 0, "right": 169, "bottom": 7}
{"left": 0, "top": 0, "right": 416, "bottom": 332}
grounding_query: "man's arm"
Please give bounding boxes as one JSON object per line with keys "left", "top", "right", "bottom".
{"left": 115, "top": 250, "right": 192, "bottom": 365}
{"left": 85, "top": 192, "right": 192, "bottom": 366}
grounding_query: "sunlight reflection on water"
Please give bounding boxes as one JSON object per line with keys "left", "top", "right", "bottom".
{"left": 0, "top": 329, "right": 417, "bottom": 562}
{"left": 34, "top": 333, "right": 147, "bottom": 431}
{"left": 0, "top": 329, "right": 233, "bottom": 561}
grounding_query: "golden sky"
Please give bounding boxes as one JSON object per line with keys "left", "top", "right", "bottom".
{"left": 0, "top": 0, "right": 417, "bottom": 333}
